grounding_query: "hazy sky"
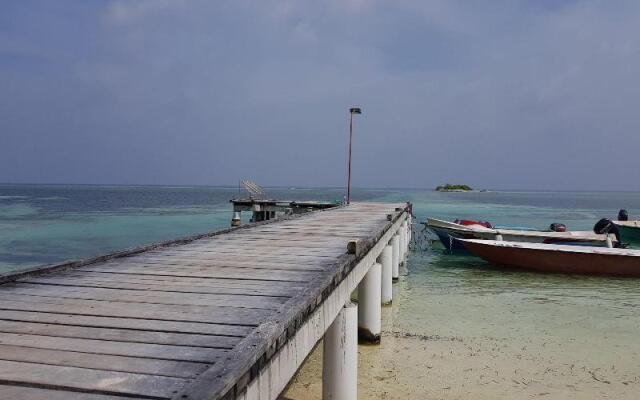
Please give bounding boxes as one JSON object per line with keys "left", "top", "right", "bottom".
{"left": 2, "top": 1, "right": 640, "bottom": 190}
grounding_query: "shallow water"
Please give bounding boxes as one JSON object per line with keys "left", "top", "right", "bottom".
{"left": 1, "top": 185, "right": 639, "bottom": 398}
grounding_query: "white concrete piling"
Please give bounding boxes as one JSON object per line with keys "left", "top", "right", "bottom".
{"left": 391, "top": 234, "right": 400, "bottom": 281}
{"left": 398, "top": 225, "right": 405, "bottom": 265}
{"left": 323, "top": 302, "right": 358, "bottom": 400}
{"left": 231, "top": 211, "right": 241, "bottom": 227}
{"left": 379, "top": 245, "right": 393, "bottom": 305}
{"left": 400, "top": 220, "right": 408, "bottom": 264}
{"left": 357, "top": 262, "right": 381, "bottom": 343}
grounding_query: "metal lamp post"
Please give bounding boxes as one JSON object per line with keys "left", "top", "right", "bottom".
{"left": 347, "top": 107, "right": 362, "bottom": 204}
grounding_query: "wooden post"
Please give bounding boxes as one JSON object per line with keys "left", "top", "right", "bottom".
{"left": 323, "top": 302, "right": 358, "bottom": 400}
{"left": 357, "top": 263, "right": 381, "bottom": 343}
{"left": 391, "top": 235, "right": 399, "bottom": 281}
{"left": 379, "top": 245, "right": 392, "bottom": 305}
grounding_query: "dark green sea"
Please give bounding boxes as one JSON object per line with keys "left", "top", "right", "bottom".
{"left": 1, "top": 184, "right": 639, "bottom": 399}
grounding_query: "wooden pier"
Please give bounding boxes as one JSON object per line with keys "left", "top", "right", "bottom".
{"left": 0, "top": 202, "right": 411, "bottom": 400}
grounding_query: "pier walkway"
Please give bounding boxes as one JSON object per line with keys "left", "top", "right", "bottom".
{"left": 0, "top": 202, "right": 411, "bottom": 400}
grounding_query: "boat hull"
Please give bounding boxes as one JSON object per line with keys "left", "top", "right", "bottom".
{"left": 462, "top": 240, "right": 640, "bottom": 276}
{"left": 432, "top": 230, "right": 469, "bottom": 252}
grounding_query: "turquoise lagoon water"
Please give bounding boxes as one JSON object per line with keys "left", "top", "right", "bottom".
{"left": 2, "top": 185, "right": 639, "bottom": 398}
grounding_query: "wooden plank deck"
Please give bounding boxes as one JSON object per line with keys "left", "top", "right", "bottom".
{"left": 0, "top": 202, "right": 410, "bottom": 400}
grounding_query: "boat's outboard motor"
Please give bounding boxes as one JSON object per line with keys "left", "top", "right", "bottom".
{"left": 549, "top": 223, "right": 567, "bottom": 232}
{"left": 618, "top": 209, "right": 629, "bottom": 221}
{"left": 593, "top": 218, "right": 621, "bottom": 245}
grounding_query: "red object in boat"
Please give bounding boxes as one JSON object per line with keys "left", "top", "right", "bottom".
{"left": 455, "top": 219, "right": 492, "bottom": 229}
{"left": 460, "top": 239, "right": 640, "bottom": 277}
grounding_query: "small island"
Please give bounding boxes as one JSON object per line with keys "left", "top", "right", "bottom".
{"left": 435, "top": 184, "right": 473, "bottom": 192}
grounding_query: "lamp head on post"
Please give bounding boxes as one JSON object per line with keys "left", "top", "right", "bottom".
{"left": 347, "top": 106, "right": 362, "bottom": 205}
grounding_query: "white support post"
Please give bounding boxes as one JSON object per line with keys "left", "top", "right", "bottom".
{"left": 403, "top": 219, "right": 409, "bottom": 260}
{"left": 379, "top": 245, "right": 392, "bottom": 305}
{"left": 405, "top": 219, "right": 409, "bottom": 246}
{"left": 405, "top": 219, "right": 410, "bottom": 249}
{"left": 391, "top": 234, "right": 399, "bottom": 281}
{"left": 323, "top": 302, "right": 358, "bottom": 400}
{"left": 399, "top": 221, "right": 407, "bottom": 264}
{"left": 357, "top": 262, "right": 381, "bottom": 343}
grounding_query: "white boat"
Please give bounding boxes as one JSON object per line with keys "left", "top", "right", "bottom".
{"left": 425, "top": 218, "right": 615, "bottom": 252}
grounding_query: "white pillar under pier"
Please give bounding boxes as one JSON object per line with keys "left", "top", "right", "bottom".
{"left": 231, "top": 211, "right": 241, "bottom": 227}
{"left": 399, "top": 221, "right": 407, "bottom": 265}
{"left": 404, "top": 217, "right": 411, "bottom": 247}
{"left": 379, "top": 245, "right": 393, "bottom": 305}
{"left": 391, "top": 234, "right": 399, "bottom": 281}
{"left": 403, "top": 219, "right": 410, "bottom": 260}
{"left": 323, "top": 302, "right": 358, "bottom": 400}
{"left": 357, "top": 262, "right": 381, "bottom": 343}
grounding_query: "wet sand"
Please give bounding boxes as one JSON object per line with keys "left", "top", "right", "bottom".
{"left": 283, "top": 252, "right": 640, "bottom": 399}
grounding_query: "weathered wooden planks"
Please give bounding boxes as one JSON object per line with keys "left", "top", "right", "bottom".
{"left": 0, "top": 202, "right": 409, "bottom": 399}
{"left": 0, "top": 360, "right": 187, "bottom": 398}
{"left": 0, "top": 320, "right": 240, "bottom": 348}
{"left": 0, "top": 296, "right": 270, "bottom": 326}
{"left": 2, "top": 283, "right": 288, "bottom": 310}
{"left": 0, "top": 385, "right": 143, "bottom": 400}
{"left": 19, "top": 273, "right": 302, "bottom": 296}
{"left": 0, "top": 344, "right": 207, "bottom": 378}
{"left": 76, "top": 265, "right": 318, "bottom": 282}
{"left": 0, "top": 309, "right": 253, "bottom": 336}
{"left": 0, "top": 332, "right": 226, "bottom": 362}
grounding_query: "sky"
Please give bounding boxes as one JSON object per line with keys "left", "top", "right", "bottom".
{"left": 1, "top": 0, "right": 640, "bottom": 190}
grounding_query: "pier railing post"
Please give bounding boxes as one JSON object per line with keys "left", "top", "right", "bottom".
{"left": 357, "top": 262, "right": 381, "bottom": 343}
{"left": 391, "top": 234, "right": 400, "bottom": 281}
{"left": 379, "top": 245, "right": 393, "bottom": 305}
{"left": 323, "top": 302, "right": 358, "bottom": 400}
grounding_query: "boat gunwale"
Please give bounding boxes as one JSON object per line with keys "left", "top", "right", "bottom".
{"left": 613, "top": 220, "right": 640, "bottom": 228}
